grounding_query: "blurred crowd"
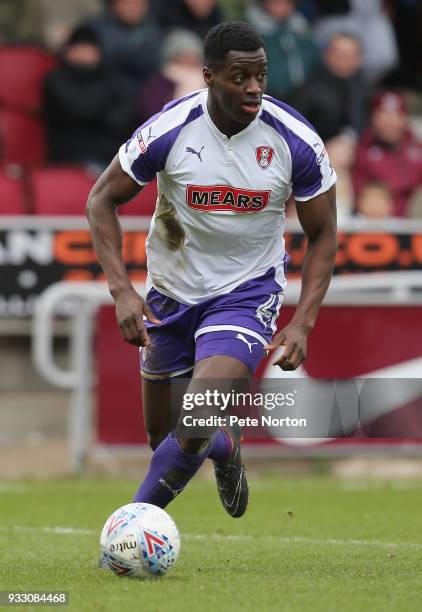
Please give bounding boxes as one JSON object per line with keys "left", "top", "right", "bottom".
{"left": 1, "top": 0, "right": 422, "bottom": 219}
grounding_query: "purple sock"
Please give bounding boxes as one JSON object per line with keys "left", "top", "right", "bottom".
{"left": 133, "top": 429, "right": 233, "bottom": 508}
{"left": 133, "top": 433, "right": 208, "bottom": 508}
{"left": 207, "top": 428, "right": 232, "bottom": 463}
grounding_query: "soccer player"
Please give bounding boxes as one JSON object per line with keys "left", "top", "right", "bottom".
{"left": 87, "top": 22, "right": 337, "bottom": 521}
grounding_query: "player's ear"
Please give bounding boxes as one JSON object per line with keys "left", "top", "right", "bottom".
{"left": 203, "top": 66, "right": 214, "bottom": 87}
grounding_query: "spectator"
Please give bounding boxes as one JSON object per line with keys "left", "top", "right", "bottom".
{"left": 292, "top": 34, "right": 367, "bottom": 221}
{"left": 355, "top": 182, "right": 394, "bottom": 220}
{"left": 408, "top": 187, "right": 422, "bottom": 220}
{"left": 0, "top": 0, "right": 101, "bottom": 49}
{"left": 326, "top": 137, "right": 355, "bottom": 222}
{"left": 38, "top": 0, "right": 102, "bottom": 50}
{"left": 353, "top": 91, "right": 422, "bottom": 217}
{"left": 138, "top": 30, "right": 204, "bottom": 123}
{"left": 154, "top": 0, "right": 223, "bottom": 39}
{"left": 384, "top": 0, "right": 422, "bottom": 89}
{"left": 0, "top": 0, "right": 43, "bottom": 44}
{"left": 308, "top": 0, "right": 350, "bottom": 19}
{"left": 44, "top": 25, "right": 136, "bottom": 171}
{"left": 313, "top": 0, "right": 398, "bottom": 84}
{"left": 246, "top": 0, "right": 320, "bottom": 98}
{"left": 289, "top": 31, "right": 366, "bottom": 222}
{"left": 290, "top": 32, "right": 367, "bottom": 142}
{"left": 84, "top": 0, "right": 160, "bottom": 86}
{"left": 296, "top": 0, "right": 319, "bottom": 22}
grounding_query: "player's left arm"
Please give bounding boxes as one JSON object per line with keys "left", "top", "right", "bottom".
{"left": 265, "top": 185, "right": 337, "bottom": 370}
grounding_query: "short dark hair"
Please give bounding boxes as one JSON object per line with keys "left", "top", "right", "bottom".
{"left": 204, "top": 22, "right": 265, "bottom": 67}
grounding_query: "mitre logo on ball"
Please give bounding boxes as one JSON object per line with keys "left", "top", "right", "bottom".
{"left": 256, "top": 145, "right": 274, "bottom": 170}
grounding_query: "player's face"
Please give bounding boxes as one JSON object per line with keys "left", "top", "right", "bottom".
{"left": 205, "top": 49, "right": 268, "bottom": 131}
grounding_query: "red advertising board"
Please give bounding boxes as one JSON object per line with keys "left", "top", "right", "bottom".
{"left": 95, "top": 304, "right": 422, "bottom": 447}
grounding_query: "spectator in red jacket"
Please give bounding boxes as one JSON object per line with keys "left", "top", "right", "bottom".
{"left": 352, "top": 91, "right": 422, "bottom": 217}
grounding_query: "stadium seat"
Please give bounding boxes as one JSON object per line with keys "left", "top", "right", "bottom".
{"left": 0, "top": 46, "right": 56, "bottom": 112}
{"left": 0, "top": 108, "right": 46, "bottom": 167}
{"left": 28, "top": 167, "right": 95, "bottom": 215}
{"left": 0, "top": 170, "right": 26, "bottom": 214}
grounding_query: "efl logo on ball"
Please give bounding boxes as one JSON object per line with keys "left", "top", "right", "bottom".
{"left": 256, "top": 146, "right": 274, "bottom": 170}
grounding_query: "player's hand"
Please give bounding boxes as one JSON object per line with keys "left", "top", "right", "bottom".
{"left": 263, "top": 323, "right": 308, "bottom": 370}
{"left": 114, "top": 288, "right": 161, "bottom": 347}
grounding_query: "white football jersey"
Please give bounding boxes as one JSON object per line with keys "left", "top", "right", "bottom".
{"left": 119, "top": 89, "right": 336, "bottom": 304}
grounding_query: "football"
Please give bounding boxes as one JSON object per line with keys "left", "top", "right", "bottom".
{"left": 100, "top": 503, "right": 180, "bottom": 578}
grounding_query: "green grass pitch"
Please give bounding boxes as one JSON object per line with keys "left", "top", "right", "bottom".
{"left": 1, "top": 475, "right": 422, "bottom": 611}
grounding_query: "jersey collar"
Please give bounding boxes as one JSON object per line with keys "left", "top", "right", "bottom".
{"left": 202, "top": 89, "right": 262, "bottom": 141}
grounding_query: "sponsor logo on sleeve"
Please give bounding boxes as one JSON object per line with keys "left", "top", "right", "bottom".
{"left": 137, "top": 130, "right": 147, "bottom": 154}
{"left": 312, "top": 142, "right": 327, "bottom": 166}
{"left": 186, "top": 185, "right": 271, "bottom": 213}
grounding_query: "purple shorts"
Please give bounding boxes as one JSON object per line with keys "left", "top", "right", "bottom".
{"left": 140, "top": 267, "right": 284, "bottom": 379}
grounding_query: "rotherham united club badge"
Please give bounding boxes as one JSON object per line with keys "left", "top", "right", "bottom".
{"left": 256, "top": 146, "right": 274, "bottom": 170}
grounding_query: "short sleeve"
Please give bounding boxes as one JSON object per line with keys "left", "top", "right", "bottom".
{"left": 118, "top": 93, "right": 205, "bottom": 186}
{"left": 118, "top": 128, "right": 159, "bottom": 186}
{"left": 292, "top": 135, "right": 337, "bottom": 202}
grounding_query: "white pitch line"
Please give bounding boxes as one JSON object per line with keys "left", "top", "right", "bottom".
{"left": 183, "top": 533, "right": 422, "bottom": 550}
{"left": 0, "top": 525, "right": 95, "bottom": 535}
{"left": 0, "top": 525, "right": 421, "bottom": 550}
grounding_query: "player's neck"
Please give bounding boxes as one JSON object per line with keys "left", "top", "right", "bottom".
{"left": 206, "top": 99, "right": 252, "bottom": 139}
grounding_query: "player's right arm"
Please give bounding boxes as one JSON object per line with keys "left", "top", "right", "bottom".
{"left": 86, "top": 154, "right": 160, "bottom": 347}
